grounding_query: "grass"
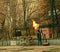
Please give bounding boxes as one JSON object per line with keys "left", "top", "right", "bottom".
{"left": 43, "top": 48, "right": 60, "bottom": 52}
{"left": 10, "top": 48, "right": 34, "bottom": 52}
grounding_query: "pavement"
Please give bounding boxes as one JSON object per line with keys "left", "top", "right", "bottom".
{"left": 0, "top": 45, "right": 60, "bottom": 52}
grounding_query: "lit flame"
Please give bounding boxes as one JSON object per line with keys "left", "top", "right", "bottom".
{"left": 32, "top": 20, "right": 39, "bottom": 30}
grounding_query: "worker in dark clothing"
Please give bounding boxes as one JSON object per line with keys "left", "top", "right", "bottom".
{"left": 37, "top": 29, "right": 42, "bottom": 46}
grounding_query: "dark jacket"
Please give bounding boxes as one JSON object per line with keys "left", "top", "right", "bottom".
{"left": 37, "top": 30, "right": 42, "bottom": 40}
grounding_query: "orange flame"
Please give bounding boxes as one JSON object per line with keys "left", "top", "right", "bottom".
{"left": 32, "top": 20, "right": 39, "bottom": 30}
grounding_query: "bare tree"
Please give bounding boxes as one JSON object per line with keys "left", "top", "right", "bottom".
{"left": 0, "top": 13, "right": 5, "bottom": 40}
{"left": 20, "top": 0, "right": 39, "bottom": 36}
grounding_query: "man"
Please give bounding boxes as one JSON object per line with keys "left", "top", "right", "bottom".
{"left": 37, "top": 29, "right": 42, "bottom": 46}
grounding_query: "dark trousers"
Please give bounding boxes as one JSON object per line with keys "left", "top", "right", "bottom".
{"left": 38, "top": 38, "right": 42, "bottom": 46}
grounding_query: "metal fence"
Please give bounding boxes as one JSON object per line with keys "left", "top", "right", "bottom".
{"left": 34, "top": 39, "right": 60, "bottom": 45}
{"left": 0, "top": 39, "right": 60, "bottom": 46}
